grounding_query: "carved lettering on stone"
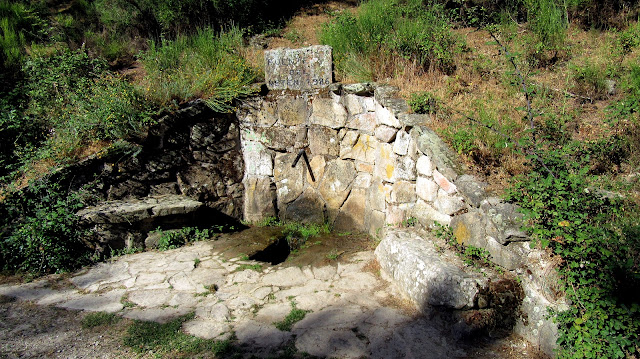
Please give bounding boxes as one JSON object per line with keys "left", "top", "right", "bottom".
{"left": 265, "top": 45, "right": 332, "bottom": 91}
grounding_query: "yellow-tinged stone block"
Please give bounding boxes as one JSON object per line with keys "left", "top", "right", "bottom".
{"left": 453, "top": 222, "right": 470, "bottom": 245}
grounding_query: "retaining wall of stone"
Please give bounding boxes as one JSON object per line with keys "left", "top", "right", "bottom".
{"left": 238, "top": 84, "right": 467, "bottom": 233}
{"left": 237, "top": 83, "right": 566, "bottom": 357}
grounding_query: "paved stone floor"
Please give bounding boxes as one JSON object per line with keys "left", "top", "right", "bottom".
{"left": 0, "top": 237, "right": 534, "bottom": 358}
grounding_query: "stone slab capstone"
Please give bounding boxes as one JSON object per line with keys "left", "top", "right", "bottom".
{"left": 265, "top": 45, "right": 332, "bottom": 91}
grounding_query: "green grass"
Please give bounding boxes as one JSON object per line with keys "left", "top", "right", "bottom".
{"left": 273, "top": 302, "right": 310, "bottom": 332}
{"left": 236, "top": 263, "right": 263, "bottom": 272}
{"left": 282, "top": 222, "right": 330, "bottom": 250}
{"left": 81, "top": 312, "right": 120, "bottom": 329}
{"left": 139, "top": 27, "right": 257, "bottom": 112}
{"left": 319, "top": 0, "right": 462, "bottom": 80}
{"left": 123, "top": 313, "right": 230, "bottom": 355}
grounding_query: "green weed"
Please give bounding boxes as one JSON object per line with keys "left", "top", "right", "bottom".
{"left": 282, "top": 222, "right": 330, "bottom": 250}
{"left": 571, "top": 62, "right": 611, "bottom": 100}
{"left": 273, "top": 302, "right": 310, "bottom": 332}
{"left": 326, "top": 249, "right": 340, "bottom": 261}
{"left": 152, "top": 226, "right": 217, "bottom": 251}
{"left": 235, "top": 264, "right": 262, "bottom": 272}
{"left": 408, "top": 92, "right": 437, "bottom": 114}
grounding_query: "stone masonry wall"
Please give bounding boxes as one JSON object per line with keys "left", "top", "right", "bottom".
{"left": 237, "top": 83, "right": 566, "bottom": 356}
{"left": 238, "top": 84, "right": 466, "bottom": 233}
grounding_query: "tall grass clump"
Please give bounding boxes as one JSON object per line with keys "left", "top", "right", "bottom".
{"left": 139, "top": 28, "right": 256, "bottom": 112}
{"left": 320, "top": 0, "right": 462, "bottom": 81}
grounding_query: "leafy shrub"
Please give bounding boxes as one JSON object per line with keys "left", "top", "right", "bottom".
{"left": 152, "top": 226, "right": 215, "bottom": 251}
{"left": 0, "top": 179, "right": 92, "bottom": 274}
{"left": 571, "top": 62, "right": 611, "bottom": 100}
{"left": 506, "top": 148, "right": 640, "bottom": 358}
{"left": 2, "top": 47, "right": 154, "bottom": 171}
{"left": 617, "top": 22, "right": 640, "bottom": 54}
{"left": 139, "top": 28, "right": 256, "bottom": 112}
{"left": 408, "top": 91, "right": 437, "bottom": 114}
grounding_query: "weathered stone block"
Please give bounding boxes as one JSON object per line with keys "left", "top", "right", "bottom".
{"left": 241, "top": 140, "right": 272, "bottom": 176}
{"left": 254, "top": 127, "right": 297, "bottom": 151}
{"left": 451, "top": 211, "right": 487, "bottom": 247}
{"left": 308, "top": 126, "right": 339, "bottom": 156}
{"left": 393, "top": 130, "right": 411, "bottom": 156}
{"left": 433, "top": 169, "right": 457, "bottom": 194}
{"left": 342, "top": 94, "right": 364, "bottom": 115}
{"left": 309, "top": 97, "right": 348, "bottom": 129}
{"left": 307, "top": 155, "right": 326, "bottom": 187}
{"left": 412, "top": 126, "right": 464, "bottom": 180}
{"left": 265, "top": 45, "right": 332, "bottom": 91}
{"left": 368, "top": 181, "right": 387, "bottom": 212}
{"left": 455, "top": 175, "right": 487, "bottom": 208}
{"left": 243, "top": 176, "right": 276, "bottom": 223}
{"left": 390, "top": 181, "right": 416, "bottom": 204}
{"left": 355, "top": 161, "right": 374, "bottom": 173}
{"left": 340, "top": 133, "right": 377, "bottom": 163}
{"left": 281, "top": 187, "right": 325, "bottom": 225}
{"left": 353, "top": 172, "right": 373, "bottom": 188}
{"left": 346, "top": 112, "right": 376, "bottom": 134}
{"left": 485, "top": 237, "right": 529, "bottom": 270}
{"left": 416, "top": 155, "right": 433, "bottom": 177}
{"left": 343, "top": 83, "right": 375, "bottom": 96}
{"left": 274, "top": 153, "right": 306, "bottom": 205}
{"left": 375, "top": 229, "right": 489, "bottom": 310}
{"left": 481, "top": 198, "right": 528, "bottom": 245}
{"left": 398, "top": 112, "right": 431, "bottom": 127}
{"left": 433, "top": 189, "right": 466, "bottom": 215}
{"left": 386, "top": 203, "right": 414, "bottom": 225}
{"left": 416, "top": 176, "right": 438, "bottom": 203}
{"left": 238, "top": 98, "right": 278, "bottom": 127}
{"left": 375, "top": 101, "right": 401, "bottom": 128}
{"left": 318, "top": 159, "right": 356, "bottom": 220}
{"left": 365, "top": 209, "right": 386, "bottom": 237}
{"left": 77, "top": 195, "right": 203, "bottom": 224}
{"left": 277, "top": 96, "right": 308, "bottom": 126}
{"left": 333, "top": 188, "right": 366, "bottom": 232}
{"left": 374, "top": 143, "right": 396, "bottom": 183}
{"left": 392, "top": 156, "right": 416, "bottom": 182}
{"left": 374, "top": 125, "right": 398, "bottom": 143}
{"left": 411, "top": 199, "right": 451, "bottom": 226}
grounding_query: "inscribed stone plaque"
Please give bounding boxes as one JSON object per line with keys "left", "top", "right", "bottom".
{"left": 265, "top": 45, "right": 332, "bottom": 91}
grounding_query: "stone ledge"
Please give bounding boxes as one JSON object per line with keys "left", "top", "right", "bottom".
{"left": 374, "top": 228, "right": 489, "bottom": 311}
{"left": 77, "top": 195, "right": 203, "bottom": 224}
